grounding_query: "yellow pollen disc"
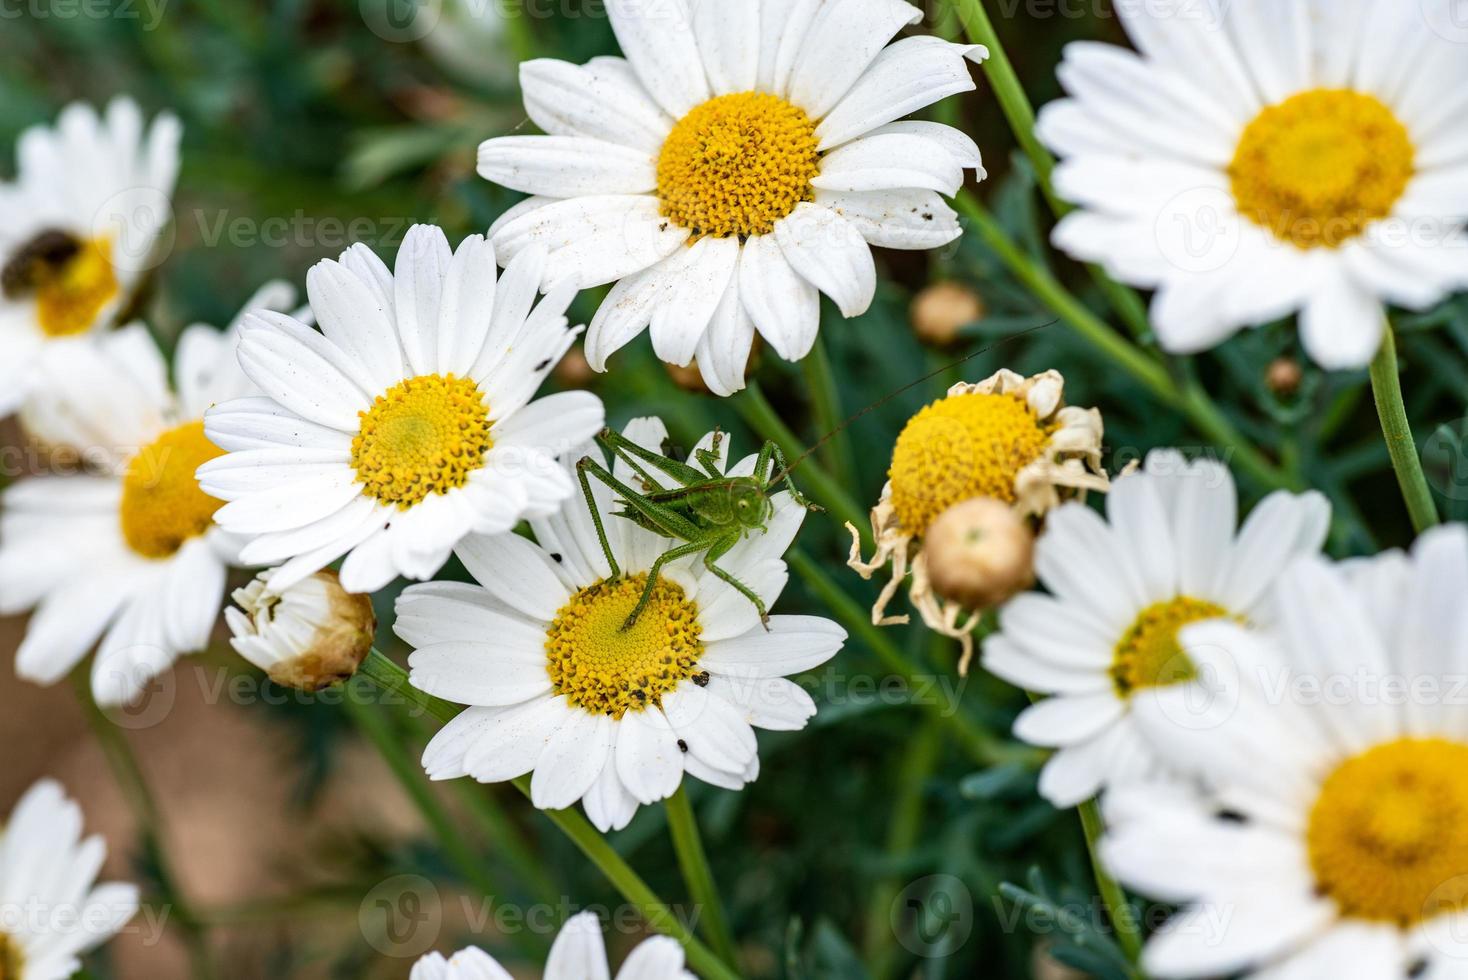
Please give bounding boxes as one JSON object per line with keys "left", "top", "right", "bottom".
{"left": 658, "top": 91, "right": 822, "bottom": 241}
{"left": 1230, "top": 89, "right": 1414, "bottom": 250}
{"left": 119, "top": 420, "right": 227, "bottom": 560}
{"left": 888, "top": 392, "right": 1053, "bottom": 535}
{"left": 1308, "top": 738, "right": 1468, "bottom": 925}
{"left": 1110, "top": 597, "right": 1230, "bottom": 696}
{"left": 351, "top": 374, "right": 493, "bottom": 509}
{"left": 1, "top": 232, "right": 121, "bottom": 337}
{"left": 544, "top": 574, "right": 703, "bottom": 719}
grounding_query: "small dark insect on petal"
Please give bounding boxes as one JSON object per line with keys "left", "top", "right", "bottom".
{"left": 534, "top": 358, "right": 552, "bottom": 371}
{"left": 1215, "top": 809, "right": 1248, "bottom": 825}
{"left": 549, "top": 553, "right": 563, "bottom": 563}
{"left": 677, "top": 739, "right": 689, "bottom": 753}
{"left": 692, "top": 671, "right": 710, "bottom": 687}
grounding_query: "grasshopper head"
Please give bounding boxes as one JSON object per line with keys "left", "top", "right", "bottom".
{"left": 730, "top": 483, "right": 773, "bottom": 529}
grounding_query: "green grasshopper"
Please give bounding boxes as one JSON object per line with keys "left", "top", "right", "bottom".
{"left": 575, "top": 427, "right": 816, "bottom": 631}
{"left": 575, "top": 323, "right": 1061, "bottom": 632}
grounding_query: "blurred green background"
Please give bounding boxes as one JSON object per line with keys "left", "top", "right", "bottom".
{"left": 3, "top": 1, "right": 1467, "bottom": 978}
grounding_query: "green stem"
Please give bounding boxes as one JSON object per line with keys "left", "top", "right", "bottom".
{"left": 801, "top": 335, "right": 860, "bottom": 495}
{"left": 956, "top": 191, "right": 1172, "bottom": 398}
{"left": 342, "top": 683, "right": 549, "bottom": 959}
{"left": 1078, "top": 799, "right": 1144, "bottom": 965}
{"left": 448, "top": 778, "right": 563, "bottom": 909}
{"left": 664, "top": 788, "right": 741, "bottom": 972}
{"left": 955, "top": 191, "right": 1294, "bottom": 493}
{"left": 865, "top": 715, "right": 943, "bottom": 977}
{"left": 73, "top": 678, "right": 216, "bottom": 980}
{"left": 357, "top": 652, "right": 742, "bottom": 980}
{"left": 947, "top": 0, "right": 1059, "bottom": 210}
{"left": 947, "top": 0, "right": 1153, "bottom": 341}
{"left": 1369, "top": 325, "right": 1440, "bottom": 533}
{"left": 498, "top": 0, "right": 537, "bottom": 64}
{"left": 736, "top": 380, "right": 870, "bottom": 542}
{"left": 787, "top": 550, "right": 1041, "bottom": 770}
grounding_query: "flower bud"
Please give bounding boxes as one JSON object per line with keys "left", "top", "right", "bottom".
{"left": 911, "top": 281, "right": 985, "bottom": 347}
{"left": 227, "top": 569, "right": 376, "bottom": 691}
{"left": 923, "top": 496, "right": 1035, "bottom": 610}
{"left": 1266, "top": 356, "right": 1304, "bottom": 396}
{"left": 555, "top": 344, "right": 596, "bottom": 387}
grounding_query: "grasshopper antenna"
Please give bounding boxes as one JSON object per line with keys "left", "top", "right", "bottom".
{"left": 769, "top": 319, "right": 1060, "bottom": 485}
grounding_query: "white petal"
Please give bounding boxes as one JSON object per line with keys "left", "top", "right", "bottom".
{"left": 530, "top": 710, "right": 613, "bottom": 810}
{"left": 814, "top": 188, "right": 962, "bottom": 251}
{"left": 544, "top": 911, "right": 611, "bottom": 980}
{"left": 1299, "top": 272, "right": 1385, "bottom": 371}
{"left": 393, "top": 224, "right": 454, "bottom": 376}
{"left": 690, "top": 0, "right": 758, "bottom": 93}
{"left": 453, "top": 532, "right": 571, "bottom": 621}
{"left": 773, "top": 203, "right": 876, "bottom": 318}
{"left": 701, "top": 615, "right": 845, "bottom": 677}
{"left": 737, "top": 234, "right": 820, "bottom": 362}
{"left": 815, "top": 38, "right": 981, "bottom": 151}
{"left": 477, "top": 136, "right": 656, "bottom": 197}
{"left": 492, "top": 196, "right": 690, "bottom": 291}
{"left": 812, "top": 132, "right": 965, "bottom": 195}
{"left": 520, "top": 56, "right": 672, "bottom": 154}
{"left": 649, "top": 236, "right": 738, "bottom": 367}
{"left": 787, "top": 0, "right": 922, "bottom": 121}
{"left": 604, "top": 0, "right": 710, "bottom": 118}
{"left": 694, "top": 273, "right": 756, "bottom": 397}
{"left": 614, "top": 709, "right": 685, "bottom": 805}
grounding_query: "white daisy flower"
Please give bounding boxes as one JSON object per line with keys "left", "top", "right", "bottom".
{"left": 199, "top": 224, "right": 605, "bottom": 596}
{"left": 226, "top": 568, "right": 377, "bottom": 691}
{"left": 0, "top": 779, "right": 139, "bottom": 980}
{"left": 412, "top": 912, "right": 695, "bottom": 980}
{"left": 0, "top": 283, "right": 296, "bottom": 705}
{"left": 478, "top": 0, "right": 987, "bottom": 395}
{"left": 400, "top": 418, "right": 846, "bottom": 832}
{"left": 1040, "top": 0, "right": 1468, "bottom": 369}
{"left": 0, "top": 97, "right": 180, "bottom": 417}
{"left": 982, "top": 449, "right": 1331, "bottom": 807}
{"left": 1103, "top": 524, "right": 1468, "bottom": 979}
{"left": 848, "top": 369, "right": 1107, "bottom": 669}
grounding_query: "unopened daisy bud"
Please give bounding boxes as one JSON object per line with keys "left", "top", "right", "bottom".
{"left": 924, "top": 497, "right": 1035, "bottom": 611}
{"left": 227, "top": 570, "right": 376, "bottom": 691}
{"left": 555, "top": 344, "right": 596, "bottom": 387}
{"left": 911, "top": 281, "right": 985, "bottom": 347}
{"left": 665, "top": 359, "right": 710, "bottom": 394}
{"left": 1266, "top": 356, "right": 1304, "bottom": 396}
{"left": 665, "top": 341, "right": 762, "bottom": 396}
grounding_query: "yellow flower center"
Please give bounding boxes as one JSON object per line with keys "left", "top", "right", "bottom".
{"left": 544, "top": 574, "right": 704, "bottom": 719}
{"left": 351, "top": 374, "right": 494, "bottom": 509}
{"left": 1230, "top": 89, "right": 1414, "bottom": 250}
{"left": 0, "top": 931, "right": 22, "bottom": 980}
{"left": 119, "top": 420, "right": 227, "bottom": 560}
{"left": 657, "top": 91, "right": 822, "bottom": 241}
{"left": 0, "top": 230, "right": 119, "bottom": 337}
{"left": 1110, "top": 597, "right": 1230, "bottom": 696}
{"left": 888, "top": 392, "right": 1052, "bottom": 535}
{"left": 1308, "top": 738, "right": 1468, "bottom": 925}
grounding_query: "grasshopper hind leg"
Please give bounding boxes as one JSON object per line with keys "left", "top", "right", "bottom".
{"left": 624, "top": 539, "right": 708, "bottom": 630}
{"left": 702, "top": 555, "right": 770, "bottom": 631}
